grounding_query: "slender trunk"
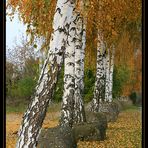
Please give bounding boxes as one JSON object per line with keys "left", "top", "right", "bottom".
{"left": 16, "top": 1, "right": 76, "bottom": 147}
{"left": 90, "top": 33, "right": 106, "bottom": 112}
{"left": 105, "top": 48, "right": 111, "bottom": 102}
{"left": 80, "top": 20, "right": 86, "bottom": 93}
{"left": 73, "top": 13, "right": 86, "bottom": 123}
{"left": 79, "top": 0, "right": 86, "bottom": 93}
{"left": 60, "top": 14, "right": 76, "bottom": 127}
{"left": 108, "top": 46, "right": 115, "bottom": 101}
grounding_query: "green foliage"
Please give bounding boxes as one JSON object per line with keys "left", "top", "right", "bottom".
{"left": 129, "top": 92, "right": 142, "bottom": 106}
{"left": 53, "top": 66, "right": 64, "bottom": 102}
{"left": 7, "top": 77, "right": 37, "bottom": 101}
{"left": 12, "top": 77, "right": 36, "bottom": 99}
{"left": 23, "top": 57, "right": 40, "bottom": 78}
{"left": 6, "top": 100, "right": 28, "bottom": 113}
{"left": 129, "top": 92, "right": 137, "bottom": 104}
{"left": 113, "top": 65, "right": 130, "bottom": 99}
{"left": 6, "top": 61, "right": 20, "bottom": 97}
{"left": 83, "top": 69, "right": 95, "bottom": 102}
{"left": 53, "top": 68, "right": 95, "bottom": 103}
{"left": 6, "top": 58, "right": 39, "bottom": 101}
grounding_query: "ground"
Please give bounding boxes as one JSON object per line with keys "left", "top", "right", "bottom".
{"left": 6, "top": 106, "right": 142, "bottom": 148}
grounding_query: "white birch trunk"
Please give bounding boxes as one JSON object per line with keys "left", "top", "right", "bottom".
{"left": 79, "top": 0, "right": 86, "bottom": 93}
{"left": 90, "top": 33, "right": 106, "bottom": 112}
{"left": 80, "top": 20, "right": 86, "bottom": 93}
{"left": 60, "top": 13, "right": 76, "bottom": 127}
{"left": 16, "top": 1, "right": 76, "bottom": 147}
{"left": 108, "top": 46, "right": 115, "bottom": 101}
{"left": 73, "top": 13, "right": 86, "bottom": 123}
{"left": 105, "top": 48, "right": 111, "bottom": 102}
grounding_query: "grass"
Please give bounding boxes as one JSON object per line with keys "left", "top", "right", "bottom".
{"left": 6, "top": 105, "right": 27, "bottom": 113}
{"left": 6, "top": 103, "right": 28, "bottom": 113}
{"left": 122, "top": 104, "right": 142, "bottom": 112}
{"left": 47, "top": 101, "right": 61, "bottom": 112}
{"left": 6, "top": 101, "right": 62, "bottom": 113}
{"left": 6, "top": 98, "right": 141, "bottom": 113}
{"left": 6, "top": 99, "right": 141, "bottom": 112}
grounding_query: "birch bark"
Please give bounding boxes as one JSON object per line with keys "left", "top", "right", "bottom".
{"left": 79, "top": 0, "right": 86, "bottom": 93}
{"left": 73, "top": 13, "right": 86, "bottom": 123}
{"left": 80, "top": 20, "right": 86, "bottom": 93}
{"left": 60, "top": 13, "right": 76, "bottom": 127}
{"left": 16, "top": 0, "right": 76, "bottom": 147}
{"left": 90, "top": 33, "right": 106, "bottom": 112}
{"left": 105, "top": 48, "right": 111, "bottom": 102}
{"left": 108, "top": 46, "right": 115, "bottom": 101}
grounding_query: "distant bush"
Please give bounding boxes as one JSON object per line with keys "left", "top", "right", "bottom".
{"left": 11, "top": 77, "right": 36, "bottom": 99}
{"left": 6, "top": 58, "right": 39, "bottom": 102}
{"left": 6, "top": 36, "right": 40, "bottom": 103}
{"left": 83, "top": 69, "right": 95, "bottom": 102}
{"left": 6, "top": 56, "right": 135, "bottom": 107}
{"left": 129, "top": 92, "right": 142, "bottom": 105}
{"left": 53, "top": 66, "right": 64, "bottom": 102}
{"left": 129, "top": 92, "right": 137, "bottom": 104}
{"left": 113, "top": 65, "right": 130, "bottom": 99}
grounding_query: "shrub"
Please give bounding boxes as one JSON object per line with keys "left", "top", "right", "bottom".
{"left": 53, "top": 66, "right": 64, "bottom": 102}
{"left": 9, "top": 76, "right": 37, "bottom": 100}
{"left": 17, "top": 77, "right": 36, "bottom": 99}
{"left": 129, "top": 92, "right": 137, "bottom": 104}
{"left": 129, "top": 92, "right": 142, "bottom": 105}
{"left": 6, "top": 58, "right": 39, "bottom": 102}
{"left": 113, "top": 65, "right": 130, "bottom": 99}
{"left": 84, "top": 69, "right": 95, "bottom": 102}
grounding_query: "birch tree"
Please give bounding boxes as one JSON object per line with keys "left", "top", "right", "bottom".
{"left": 60, "top": 13, "right": 76, "bottom": 127}
{"left": 79, "top": 0, "right": 86, "bottom": 93}
{"left": 104, "top": 48, "right": 111, "bottom": 102}
{"left": 60, "top": 11, "right": 86, "bottom": 126}
{"left": 73, "top": 13, "right": 86, "bottom": 124}
{"left": 108, "top": 46, "right": 115, "bottom": 101}
{"left": 80, "top": 22, "right": 86, "bottom": 92}
{"left": 90, "top": 33, "right": 106, "bottom": 112}
{"left": 105, "top": 46, "right": 115, "bottom": 102}
{"left": 16, "top": 0, "right": 76, "bottom": 147}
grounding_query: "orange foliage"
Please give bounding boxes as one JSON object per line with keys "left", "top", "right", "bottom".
{"left": 83, "top": 0, "right": 141, "bottom": 71}
{"left": 84, "top": 0, "right": 141, "bottom": 47}
{"left": 115, "top": 31, "right": 142, "bottom": 96}
{"left": 7, "top": 0, "right": 142, "bottom": 80}
{"left": 7, "top": 0, "right": 141, "bottom": 52}
{"left": 7, "top": 0, "right": 57, "bottom": 50}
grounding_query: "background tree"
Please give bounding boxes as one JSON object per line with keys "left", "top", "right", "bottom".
{"left": 90, "top": 32, "right": 106, "bottom": 112}
{"left": 73, "top": 13, "right": 86, "bottom": 124}
{"left": 6, "top": 36, "right": 39, "bottom": 105}
{"left": 60, "top": 13, "right": 77, "bottom": 127}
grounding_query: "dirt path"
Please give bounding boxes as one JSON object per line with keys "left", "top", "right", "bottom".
{"left": 6, "top": 110, "right": 142, "bottom": 148}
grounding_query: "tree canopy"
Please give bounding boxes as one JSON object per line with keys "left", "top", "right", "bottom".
{"left": 7, "top": 0, "right": 142, "bottom": 98}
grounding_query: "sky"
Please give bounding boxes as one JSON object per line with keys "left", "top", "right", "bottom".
{"left": 6, "top": 10, "right": 42, "bottom": 63}
{"left": 6, "top": 12, "right": 27, "bottom": 49}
